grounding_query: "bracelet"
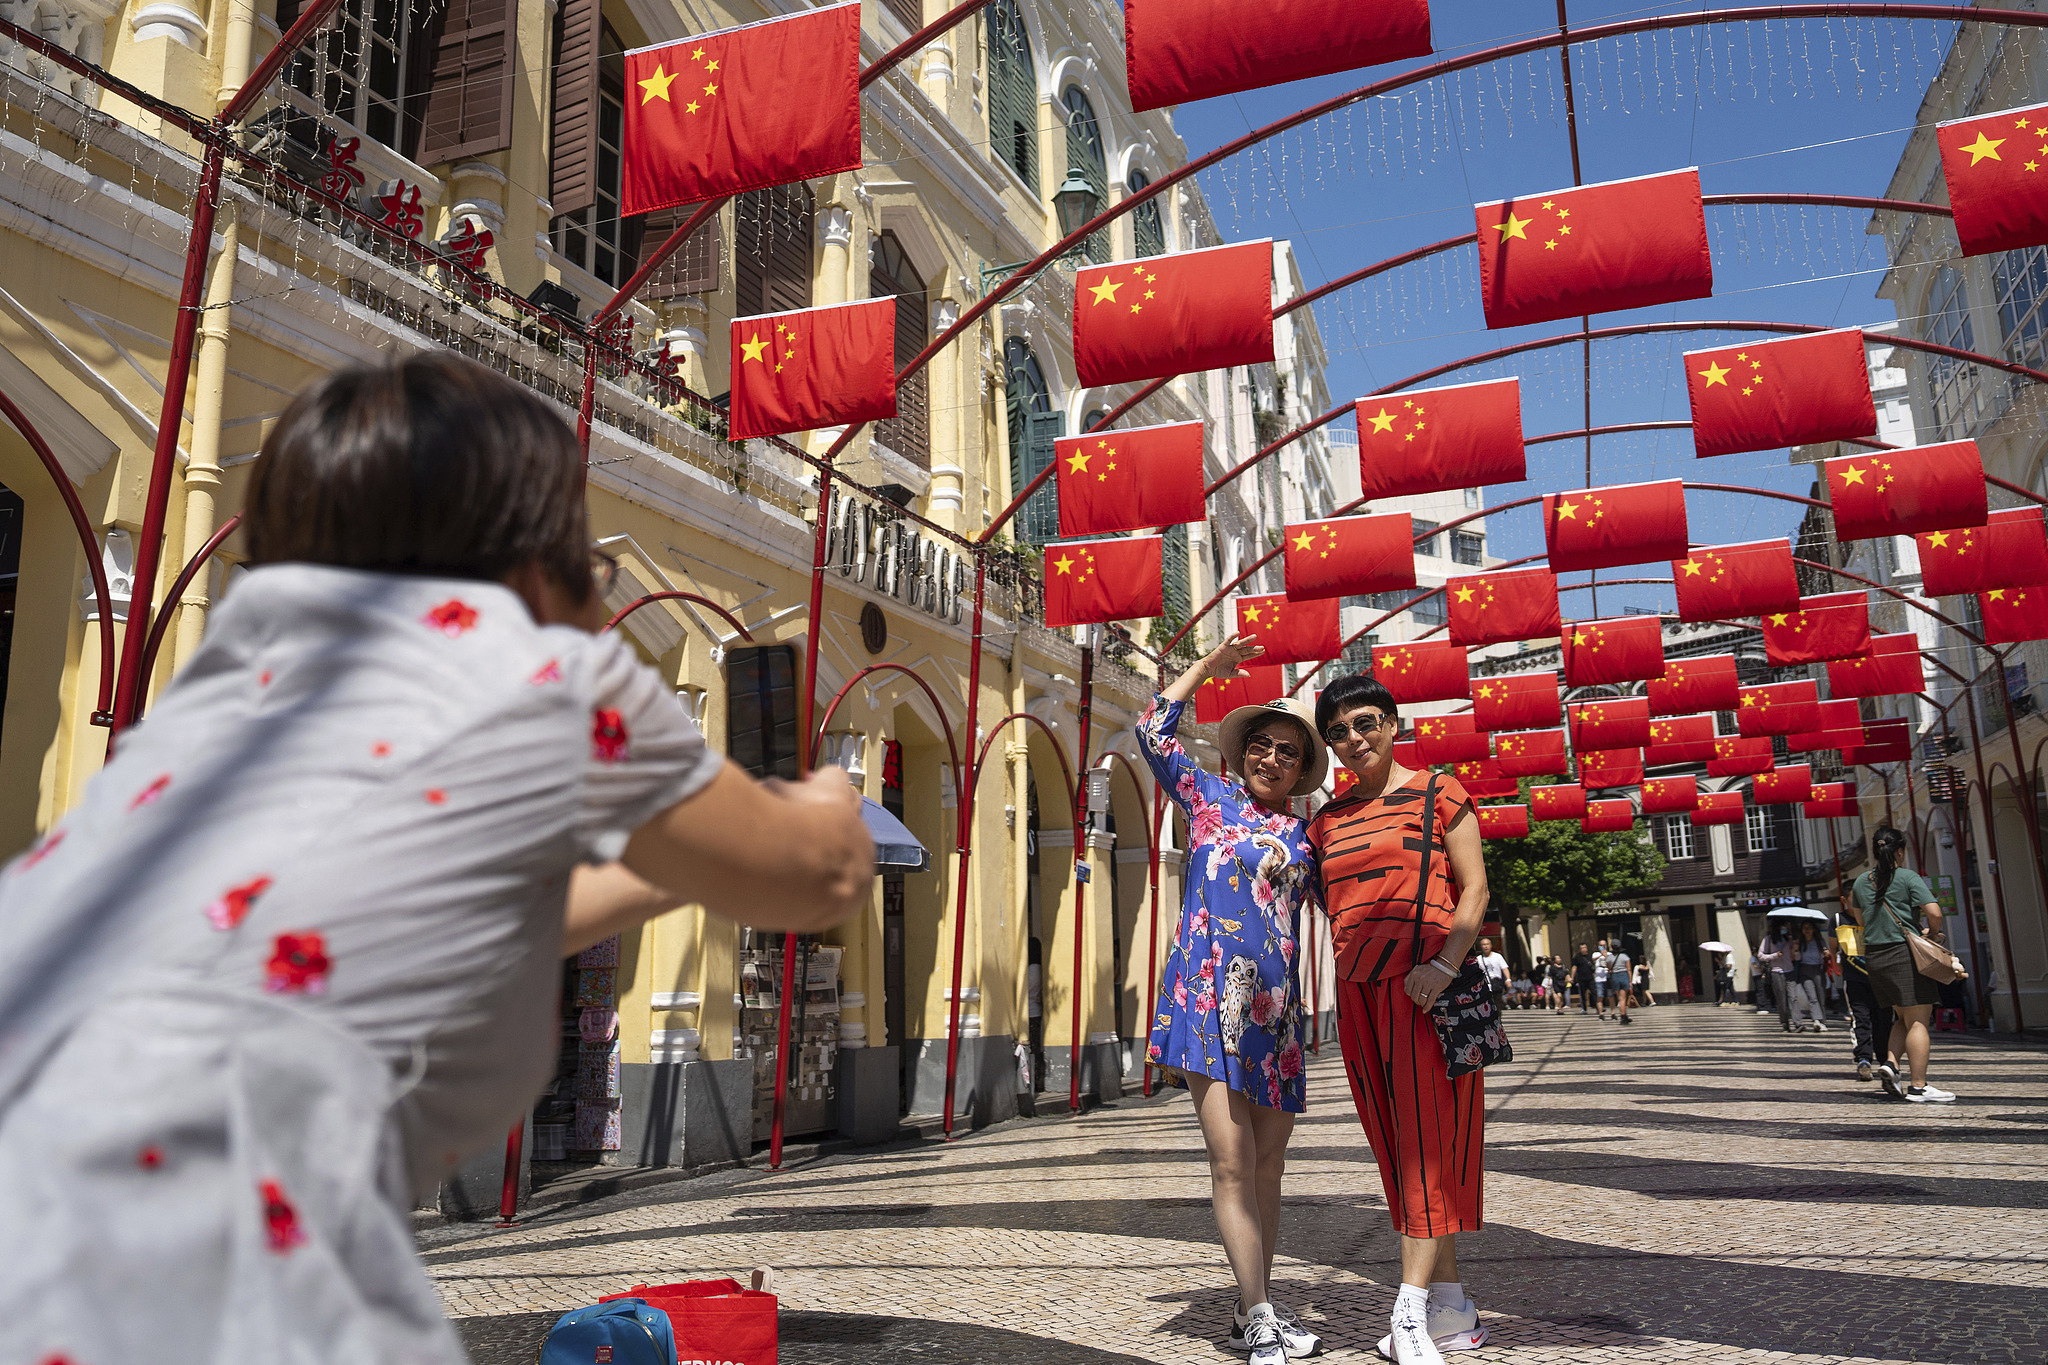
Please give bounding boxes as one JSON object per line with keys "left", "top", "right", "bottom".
{"left": 1428, "top": 955, "right": 1460, "bottom": 976}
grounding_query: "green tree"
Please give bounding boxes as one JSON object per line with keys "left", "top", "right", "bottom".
{"left": 1481, "top": 782, "right": 1667, "bottom": 922}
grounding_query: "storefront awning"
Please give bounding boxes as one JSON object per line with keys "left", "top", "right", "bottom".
{"left": 862, "top": 797, "right": 930, "bottom": 873}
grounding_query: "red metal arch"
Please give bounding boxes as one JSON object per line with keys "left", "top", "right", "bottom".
{"left": 136, "top": 512, "right": 241, "bottom": 692}
{"left": 604, "top": 591, "right": 756, "bottom": 642}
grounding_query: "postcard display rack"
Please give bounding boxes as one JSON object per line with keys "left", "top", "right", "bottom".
{"left": 531, "top": 937, "right": 624, "bottom": 1161}
{"left": 737, "top": 932, "right": 841, "bottom": 1141}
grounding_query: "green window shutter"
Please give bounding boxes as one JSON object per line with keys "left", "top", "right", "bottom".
{"left": 1019, "top": 409, "right": 1065, "bottom": 544}
{"left": 1064, "top": 92, "right": 1109, "bottom": 264}
{"left": 1163, "top": 523, "right": 1191, "bottom": 623}
{"left": 988, "top": 0, "right": 1037, "bottom": 187}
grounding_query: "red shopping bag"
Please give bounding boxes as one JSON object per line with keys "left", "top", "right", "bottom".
{"left": 606, "top": 1280, "right": 777, "bottom": 1365}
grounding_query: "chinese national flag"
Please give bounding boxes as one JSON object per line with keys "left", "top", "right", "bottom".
{"left": 1917, "top": 507, "right": 2048, "bottom": 596}
{"left": 1578, "top": 747, "right": 1643, "bottom": 788}
{"left": 1642, "top": 775, "right": 1700, "bottom": 815}
{"left": 1581, "top": 799, "right": 1636, "bottom": 834}
{"left": 1672, "top": 540, "right": 1802, "bottom": 623}
{"left": 1056, "top": 421, "right": 1206, "bottom": 538}
{"left": 1477, "top": 804, "right": 1531, "bottom": 839}
{"left": 1413, "top": 713, "right": 1491, "bottom": 764}
{"left": 1568, "top": 697, "right": 1650, "bottom": 751}
{"left": 729, "top": 299, "right": 896, "bottom": 440}
{"left": 1645, "top": 714, "right": 1715, "bottom": 765}
{"left": 1530, "top": 783, "right": 1588, "bottom": 822}
{"left": 1980, "top": 585, "right": 2048, "bottom": 643}
{"left": 1938, "top": 100, "right": 2048, "bottom": 256}
{"left": 1683, "top": 330, "right": 1877, "bottom": 458}
{"left": 1193, "top": 666, "right": 1285, "bottom": 724}
{"left": 1561, "top": 615, "right": 1666, "bottom": 687}
{"left": 1075, "top": 242, "right": 1274, "bottom": 387}
{"left": 1737, "top": 680, "right": 1820, "bottom": 737}
{"left": 1496, "top": 729, "right": 1569, "bottom": 778}
{"left": 1391, "top": 739, "right": 1425, "bottom": 769}
{"left": 1235, "top": 593, "right": 1340, "bottom": 667}
{"left": 1333, "top": 767, "right": 1359, "bottom": 797}
{"left": 1762, "top": 592, "right": 1873, "bottom": 666}
{"left": 1753, "top": 765, "right": 1814, "bottom": 806}
{"left": 1828, "top": 633, "right": 1924, "bottom": 700}
{"left": 1825, "top": 441, "right": 1988, "bottom": 541}
{"left": 1475, "top": 169, "right": 1714, "bottom": 330}
{"left": 1804, "top": 781, "right": 1859, "bottom": 819}
{"left": 1454, "top": 759, "right": 1519, "bottom": 800}
{"left": 1545, "top": 479, "right": 1689, "bottom": 573}
{"left": 1707, "top": 734, "right": 1775, "bottom": 778}
{"left": 1043, "top": 537, "right": 1164, "bottom": 626}
{"left": 1844, "top": 719, "right": 1913, "bottom": 766}
{"left": 1691, "top": 790, "right": 1746, "bottom": 826}
{"left": 1370, "top": 640, "right": 1471, "bottom": 704}
{"left": 1648, "top": 653, "right": 1739, "bottom": 715}
{"left": 1447, "top": 564, "right": 1560, "bottom": 647}
{"left": 1125, "top": 0, "right": 1432, "bottom": 111}
{"left": 1355, "top": 379, "right": 1526, "bottom": 500}
{"left": 622, "top": 4, "right": 861, "bottom": 217}
{"left": 1283, "top": 513, "right": 1416, "bottom": 601}
{"left": 1472, "top": 671, "right": 1561, "bottom": 732}
{"left": 1787, "top": 699, "right": 1866, "bottom": 754}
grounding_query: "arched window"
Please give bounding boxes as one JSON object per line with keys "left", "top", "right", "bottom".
{"left": 1926, "top": 266, "right": 1981, "bottom": 439}
{"left": 1127, "top": 167, "right": 1166, "bottom": 259}
{"left": 1994, "top": 244, "right": 2048, "bottom": 371}
{"left": 1062, "top": 86, "right": 1108, "bottom": 263}
{"left": 869, "top": 232, "right": 929, "bottom": 468}
{"left": 1005, "top": 338, "right": 1061, "bottom": 543}
{"left": 988, "top": 0, "right": 1037, "bottom": 188}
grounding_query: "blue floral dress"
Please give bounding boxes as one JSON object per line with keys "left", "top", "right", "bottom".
{"left": 1137, "top": 694, "right": 1312, "bottom": 1112}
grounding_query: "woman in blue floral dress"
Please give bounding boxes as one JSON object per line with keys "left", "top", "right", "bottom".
{"left": 1137, "top": 635, "right": 1327, "bottom": 1364}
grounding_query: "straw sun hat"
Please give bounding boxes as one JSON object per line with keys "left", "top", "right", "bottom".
{"left": 1217, "top": 697, "right": 1329, "bottom": 799}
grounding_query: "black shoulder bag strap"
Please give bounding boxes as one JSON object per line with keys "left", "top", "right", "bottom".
{"left": 1407, "top": 771, "right": 1442, "bottom": 972}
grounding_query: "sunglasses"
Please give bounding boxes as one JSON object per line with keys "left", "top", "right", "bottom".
{"left": 1323, "top": 714, "right": 1393, "bottom": 743}
{"left": 1243, "top": 734, "right": 1303, "bottom": 767}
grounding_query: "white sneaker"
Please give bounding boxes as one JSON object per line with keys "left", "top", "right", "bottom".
{"left": 1232, "top": 1301, "right": 1323, "bottom": 1358}
{"left": 1239, "top": 1304, "right": 1288, "bottom": 1365}
{"left": 1376, "top": 1296, "right": 1486, "bottom": 1359}
{"left": 1876, "top": 1062, "right": 1905, "bottom": 1099}
{"left": 1906, "top": 1084, "right": 1957, "bottom": 1103}
{"left": 1384, "top": 1304, "right": 1446, "bottom": 1365}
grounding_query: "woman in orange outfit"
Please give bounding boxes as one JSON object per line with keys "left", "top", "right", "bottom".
{"left": 1305, "top": 674, "right": 1493, "bottom": 1365}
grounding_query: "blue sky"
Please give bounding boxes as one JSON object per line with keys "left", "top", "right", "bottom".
{"left": 1168, "top": 2, "right": 1959, "bottom": 617}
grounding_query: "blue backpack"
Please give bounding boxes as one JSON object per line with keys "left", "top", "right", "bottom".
{"left": 540, "top": 1298, "right": 678, "bottom": 1365}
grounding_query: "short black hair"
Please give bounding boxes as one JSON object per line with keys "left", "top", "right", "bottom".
{"left": 245, "top": 353, "right": 592, "bottom": 598}
{"left": 1316, "top": 672, "right": 1397, "bottom": 735}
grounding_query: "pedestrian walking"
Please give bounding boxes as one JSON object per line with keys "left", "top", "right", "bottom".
{"left": 1573, "top": 944, "right": 1595, "bottom": 1014}
{"left": 1844, "top": 828, "right": 1959, "bottom": 1103}
{"left": 1787, "top": 922, "right": 1829, "bottom": 1032}
{"left": 1608, "top": 944, "right": 1633, "bottom": 1024}
{"left": 1591, "top": 939, "right": 1614, "bottom": 1019}
{"left": 1306, "top": 675, "right": 1493, "bottom": 1365}
{"left": 1548, "top": 956, "right": 1569, "bottom": 1012}
{"left": 1476, "top": 937, "right": 1510, "bottom": 1012}
{"left": 1633, "top": 961, "right": 1655, "bottom": 1008}
{"left": 1136, "top": 635, "right": 1327, "bottom": 1363}
{"left": 0, "top": 356, "right": 877, "bottom": 1364}
{"left": 1835, "top": 915, "right": 1895, "bottom": 1084}
{"left": 1758, "top": 927, "right": 1794, "bottom": 1031}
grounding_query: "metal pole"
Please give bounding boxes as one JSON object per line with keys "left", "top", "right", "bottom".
{"left": 1904, "top": 762, "right": 1924, "bottom": 874}
{"left": 1070, "top": 637, "right": 1096, "bottom": 1114}
{"left": 494, "top": 1121, "right": 523, "bottom": 1225}
{"left": 1992, "top": 649, "right": 2048, "bottom": 923}
{"left": 575, "top": 341, "right": 600, "bottom": 464}
{"left": 940, "top": 557, "right": 988, "bottom": 1137}
{"left": 1962, "top": 684, "right": 2025, "bottom": 1033}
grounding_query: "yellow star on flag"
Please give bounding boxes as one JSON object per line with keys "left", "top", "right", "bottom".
{"left": 1494, "top": 212, "right": 1532, "bottom": 241}
{"left": 1680, "top": 558, "right": 1704, "bottom": 576}
{"left": 1089, "top": 278, "right": 1123, "bottom": 306}
{"left": 638, "top": 65, "right": 679, "bottom": 103}
{"left": 739, "top": 334, "right": 769, "bottom": 363}
{"left": 1839, "top": 465, "right": 1867, "bottom": 486}
{"left": 1366, "top": 408, "right": 1396, "bottom": 434}
{"left": 1926, "top": 531, "right": 1949, "bottom": 549}
{"left": 1557, "top": 500, "right": 1580, "bottom": 520}
{"left": 1962, "top": 131, "right": 2007, "bottom": 165}
{"left": 1697, "top": 361, "right": 1731, "bottom": 388}
{"left": 1053, "top": 554, "right": 1076, "bottom": 575}
{"left": 1291, "top": 530, "right": 1314, "bottom": 551}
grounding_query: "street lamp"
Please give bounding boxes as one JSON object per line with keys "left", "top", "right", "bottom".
{"left": 979, "top": 169, "right": 1105, "bottom": 294}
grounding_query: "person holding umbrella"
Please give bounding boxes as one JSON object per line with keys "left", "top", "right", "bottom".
{"left": 1697, "top": 943, "right": 1737, "bottom": 1006}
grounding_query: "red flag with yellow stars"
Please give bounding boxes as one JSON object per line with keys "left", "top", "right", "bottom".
{"left": 1647, "top": 653, "right": 1739, "bottom": 716}
{"left": 1471, "top": 671, "right": 1562, "bottom": 732}
{"left": 1844, "top": 719, "right": 1913, "bottom": 766}
{"left": 1474, "top": 169, "right": 1714, "bottom": 330}
{"left": 1736, "top": 680, "right": 1820, "bottom": 738}
{"left": 1691, "top": 790, "right": 1747, "bottom": 826}
{"left": 1446, "top": 564, "right": 1560, "bottom": 647}
{"left": 1561, "top": 615, "right": 1666, "bottom": 687}
{"left": 1530, "top": 783, "right": 1589, "bottom": 822}
{"left": 1683, "top": 330, "right": 1877, "bottom": 458}
{"left": 1055, "top": 421, "right": 1206, "bottom": 538}
{"left": 1938, "top": 100, "right": 2048, "bottom": 256}
{"left": 728, "top": 298, "right": 896, "bottom": 440}
{"left": 1761, "top": 592, "right": 1873, "bottom": 667}
{"left": 1126, "top": 0, "right": 1432, "bottom": 111}
{"left": 1707, "top": 734, "right": 1775, "bottom": 778}
{"left": 1787, "top": 699, "right": 1867, "bottom": 754}
{"left": 1642, "top": 775, "right": 1700, "bottom": 815}
{"left": 1413, "top": 712, "right": 1491, "bottom": 764}
{"left": 1192, "top": 665, "right": 1285, "bottom": 725}
{"left": 1043, "top": 537, "right": 1165, "bottom": 627}
{"left": 622, "top": 3, "right": 861, "bottom": 216}
{"left": 1577, "top": 747, "right": 1643, "bottom": 789}
{"left": 1645, "top": 714, "right": 1716, "bottom": 765}
{"left": 1544, "top": 479, "right": 1689, "bottom": 573}
{"left": 1332, "top": 767, "right": 1359, "bottom": 798}
{"left": 1074, "top": 242, "right": 1274, "bottom": 387}
{"left": 1496, "top": 729, "right": 1569, "bottom": 778}
{"left": 1568, "top": 697, "right": 1651, "bottom": 751}
{"left": 1581, "top": 799, "right": 1637, "bottom": 834}
{"left": 1917, "top": 507, "right": 2048, "bottom": 597}
{"left": 1233, "top": 593, "right": 1339, "bottom": 667}
{"left": 1354, "top": 378, "right": 1526, "bottom": 501}
{"left": 1824, "top": 441, "right": 1988, "bottom": 541}
{"left": 1457, "top": 771, "right": 1521, "bottom": 801}
{"left": 1804, "top": 781, "right": 1859, "bottom": 819}
{"left": 1477, "top": 804, "right": 1531, "bottom": 839}
{"left": 1368, "top": 640, "right": 1470, "bottom": 704}
{"left": 1752, "top": 765, "right": 1814, "bottom": 807}
{"left": 1283, "top": 513, "right": 1417, "bottom": 602}
{"left": 1390, "top": 738, "right": 1426, "bottom": 769}
{"left": 1828, "top": 633, "right": 1924, "bottom": 700}
{"left": 1671, "top": 539, "right": 1803, "bottom": 623}
{"left": 1980, "top": 585, "right": 2048, "bottom": 644}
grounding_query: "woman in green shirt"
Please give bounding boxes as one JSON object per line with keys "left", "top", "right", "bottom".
{"left": 1843, "top": 827, "right": 1955, "bottom": 1103}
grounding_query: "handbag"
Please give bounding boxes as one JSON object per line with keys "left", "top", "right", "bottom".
{"left": 1906, "top": 927, "right": 1966, "bottom": 984}
{"left": 608, "top": 1280, "right": 778, "bottom": 1365}
{"left": 1409, "top": 772, "right": 1512, "bottom": 1079}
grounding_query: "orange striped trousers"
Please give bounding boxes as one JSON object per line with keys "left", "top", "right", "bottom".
{"left": 1334, "top": 974, "right": 1485, "bottom": 1237}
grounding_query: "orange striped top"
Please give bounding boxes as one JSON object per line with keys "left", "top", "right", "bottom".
{"left": 1307, "top": 772, "right": 1474, "bottom": 983}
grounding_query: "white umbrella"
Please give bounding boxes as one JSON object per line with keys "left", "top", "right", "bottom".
{"left": 1765, "top": 906, "right": 1830, "bottom": 921}
{"left": 1699, "top": 940, "right": 1735, "bottom": 953}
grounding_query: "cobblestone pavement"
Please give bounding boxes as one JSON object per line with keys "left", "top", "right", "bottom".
{"left": 422, "top": 1005, "right": 2048, "bottom": 1363}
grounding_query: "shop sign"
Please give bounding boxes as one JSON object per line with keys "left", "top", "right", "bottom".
{"left": 1590, "top": 901, "right": 1634, "bottom": 913}
{"left": 1738, "top": 891, "right": 1804, "bottom": 908}
{"left": 1933, "top": 874, "right": 1958, "bottom": 910}
{"left": 828, "top": 498, "right": 966, "bottom": 625}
